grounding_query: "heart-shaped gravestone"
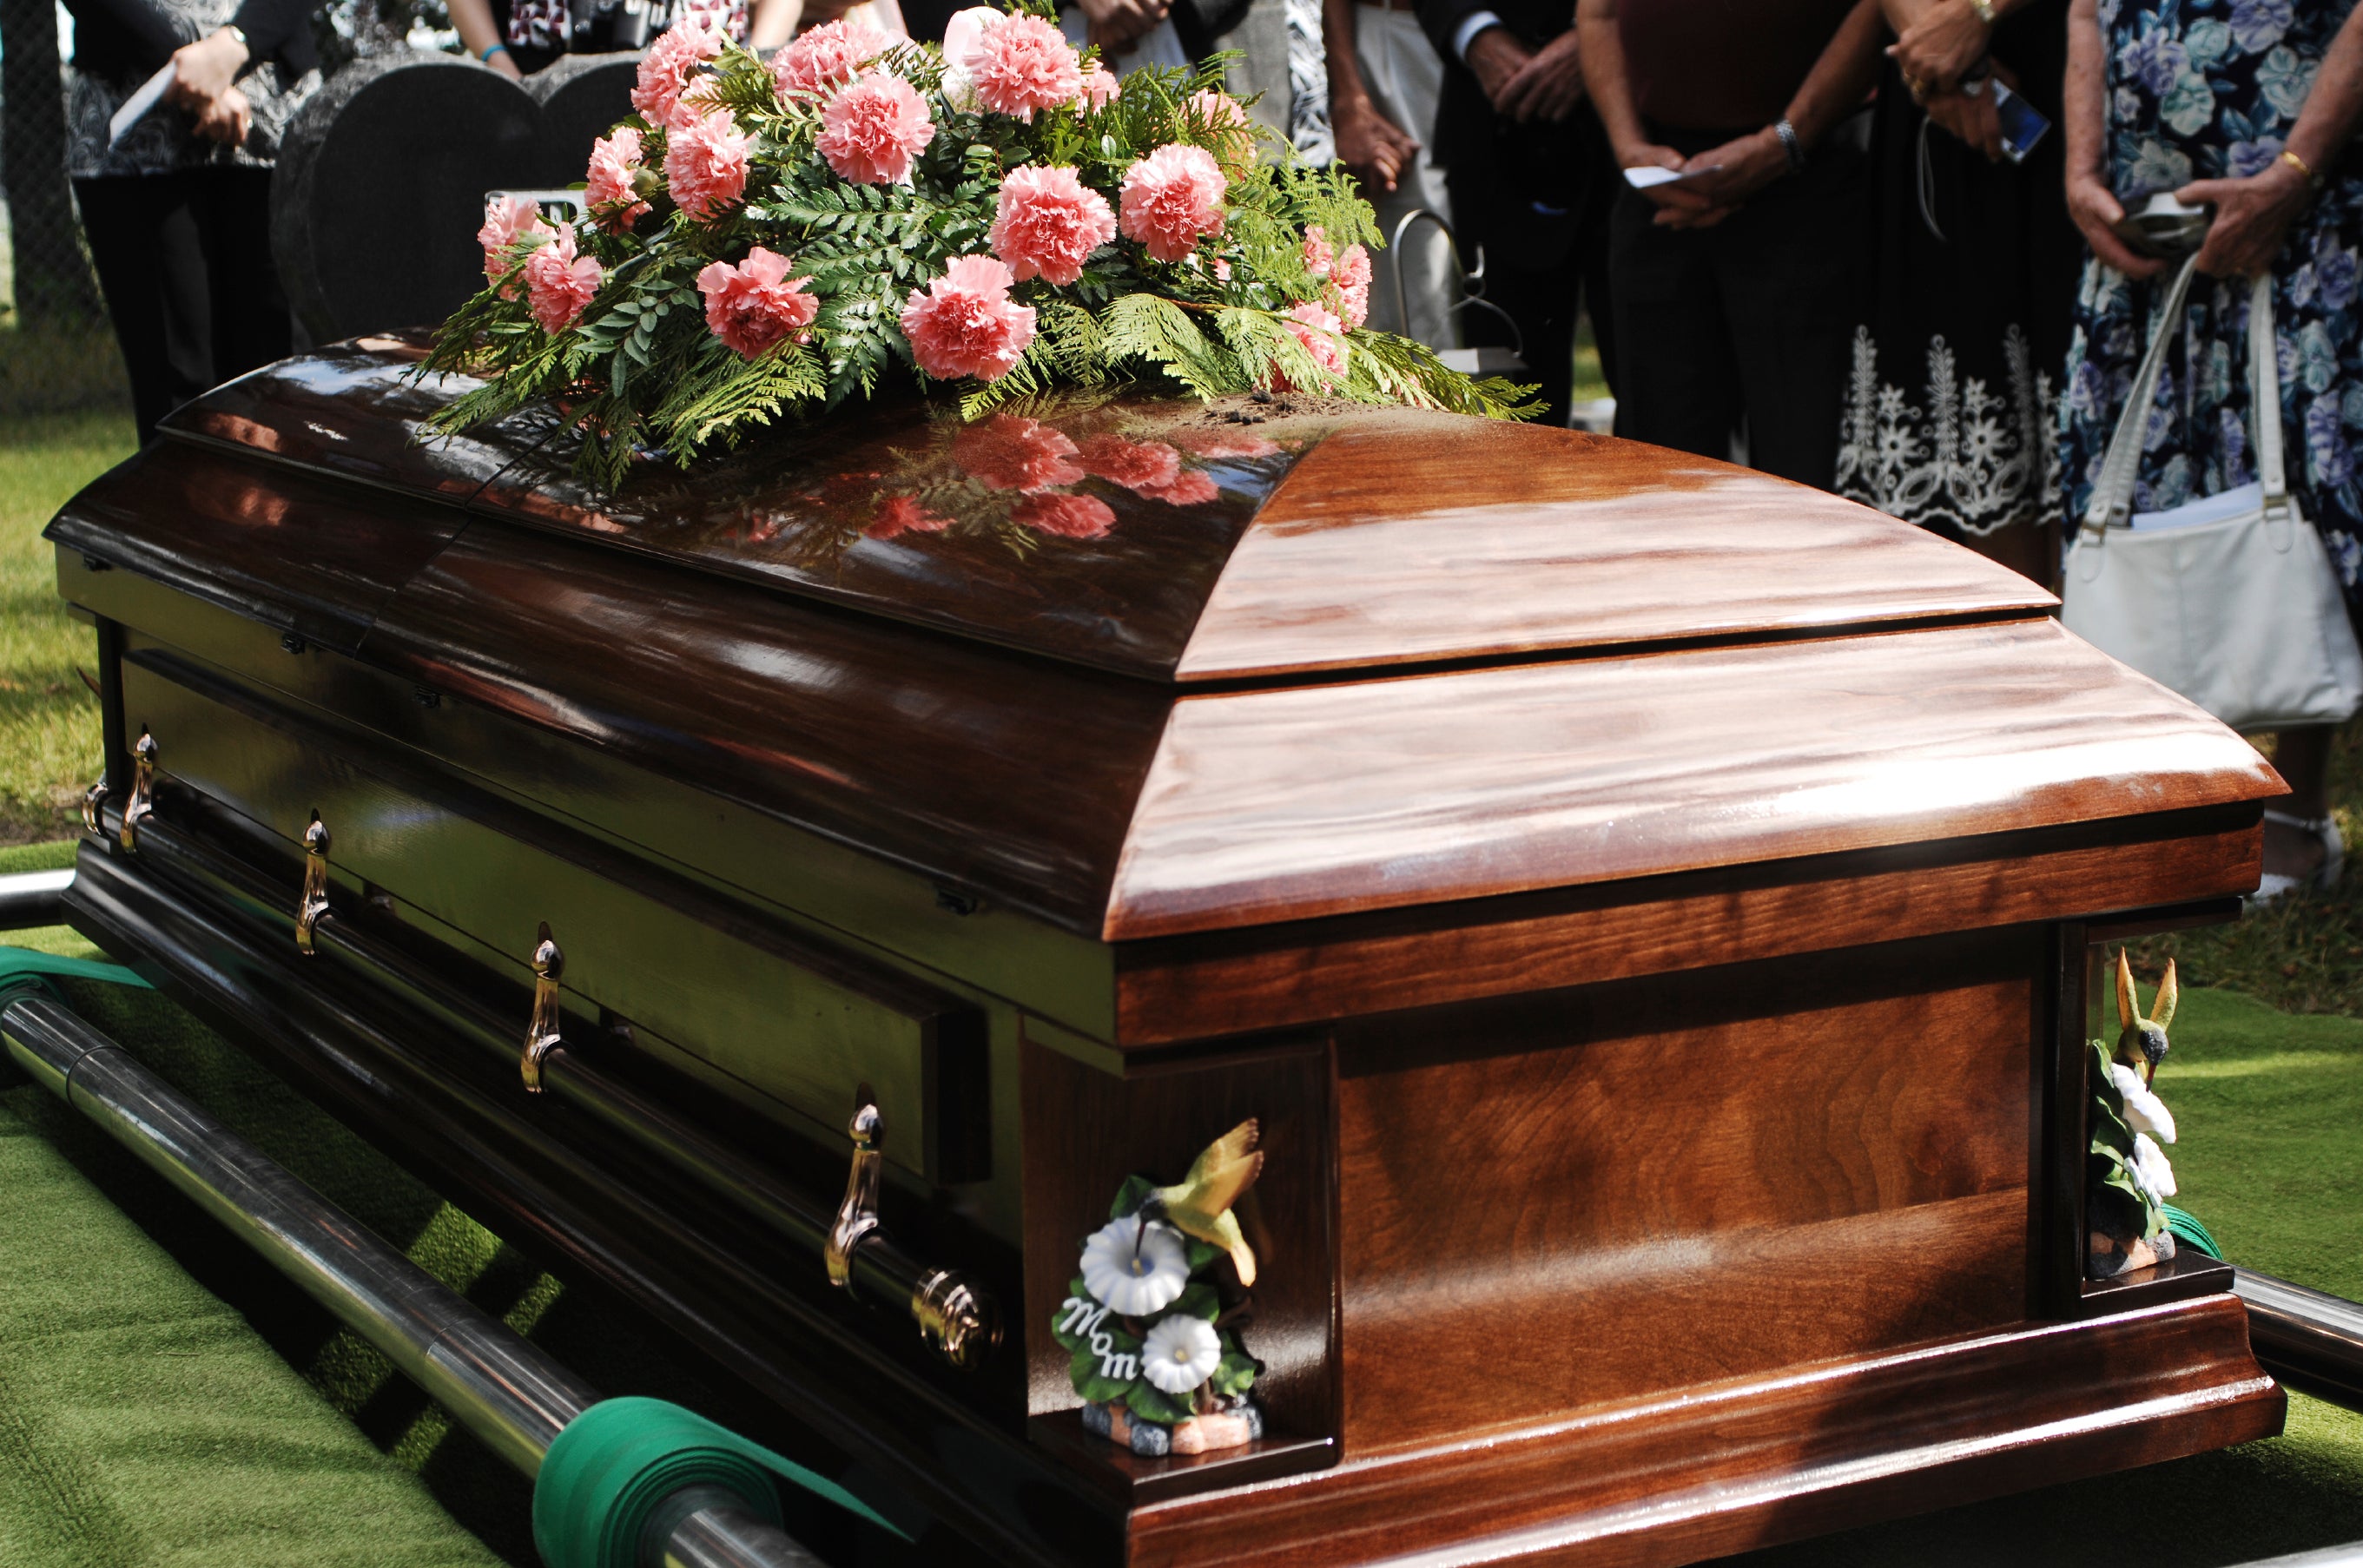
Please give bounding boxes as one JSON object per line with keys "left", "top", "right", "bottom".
{"left": 272, "top": 50, "right": 641, "bottom": 343}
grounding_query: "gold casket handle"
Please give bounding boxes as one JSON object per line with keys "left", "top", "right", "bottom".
{"left": 828, "top": 1089, "right": 1000, "bottom": 1368}
{"left": 295, "top": 816, "right": 332, "bottom": 956}
{"left": 519, "top": 924, "right": 564, "bottom": 1093}
{"left": 118, "top": 730, "right": 156, "bottom": 852}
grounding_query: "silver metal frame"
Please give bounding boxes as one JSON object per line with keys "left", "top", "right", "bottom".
{"left": 0, "top": 866, "right": 73, "bottom": 932}
{"left": 0, "top": 988, "right": 830, "bottom": 1568}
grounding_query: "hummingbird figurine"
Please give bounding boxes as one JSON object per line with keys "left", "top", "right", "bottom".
{"left": 2114, "top": 949, "right": 2177, "bottom": 1087}
{"left": 1139, "top": 1119, "right": 1264, "bottom": 1287}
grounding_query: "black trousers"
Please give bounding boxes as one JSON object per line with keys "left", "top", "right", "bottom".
{"left": 1443, "top": 107, "right": 1620, "bottom": 426}
{"left": 1607, "top": 129, "right": 1867, "bottom": 489}
{"left": 76, "top": 168, "right": 292, "bottom": 446}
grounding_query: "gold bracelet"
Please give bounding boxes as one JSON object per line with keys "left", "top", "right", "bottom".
{"left": 2281, "top": 148, "right": 2323, "bottom": 187}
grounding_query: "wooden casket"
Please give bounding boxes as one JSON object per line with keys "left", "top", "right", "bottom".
{"left": 48, "top": 335, "right": 2289, "bottom": 1566}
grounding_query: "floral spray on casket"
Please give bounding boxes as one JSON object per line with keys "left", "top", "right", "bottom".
{"left": 421, "top": 3, "right": 1532, "bottom": 491}
{"left": 1055, "top": 1120, "right": 1265, "bottom": 1456}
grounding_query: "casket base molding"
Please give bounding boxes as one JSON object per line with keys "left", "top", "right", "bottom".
{"left": 1129, "top": 1297, "right": 2280, "bottom": 1568}
{"left": 61, "top": 833, "right": 2280, "bottom": 1568}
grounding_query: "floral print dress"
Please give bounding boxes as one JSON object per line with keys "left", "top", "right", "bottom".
{"left": 2058, "top": 0, "right": 2363, "bottom": 607}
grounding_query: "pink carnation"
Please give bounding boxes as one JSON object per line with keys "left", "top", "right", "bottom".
{"left": 477, "top": 194, "right": 551, "bottom": 295}
{"left": 696, "top": 246, "right": 820, "bottom": 358}
{"left": 630, "top": 22, "right": 723, "bottom": 124}
{"left": 1075, "top": 434, "right": 1180, "bottom": 492}
{"left": 1278, "top": 300, "right": 1348, "bottom": 385}
{"left": 525, "top": 222, "right": 601, "bottom": 333}
{"left": 772, "top": 19, "right": 890, "bottom": 102}
{"left": 818, "top": 71, "right": 936, "bottom": 185}
{"left": 1119, "top": 144, "right": 1227, "bottom": 264}
{"left": 901, "top": 254, "right": 1037, "bottom": 381}
{"left": 1139, "top": 468, "right": 1218, "bottom": 505}
{"left": 1013, "top": 492, "right": 1115, "bottom": 539}
{"left": 954, "top": 415, "right": 1084, "bottom": 492}
{"left": 1301, "top": 223, "right": 1332, "bottom": 279}
{"left": 1075, "top": 61, "right": 1119, "bottom": 110}
{"left": 663, "top": 104, "right": 754, "bottom": 221}
{"left": 969, "top": 12, "right": 1081, "bottom": 121}
{"left": 868, "top": 495, "right": 954, "bottom": 538}
{"left": 585, "top": 128, "right": 651, "bottom": 231}
{"left": 1191, "top": 89, "right": 1256, "bottom": 168}
{"left": 989, "top": 165, "right": 1116, "bottom": 286}
{"left": 1332, "top": 242, "right": 1371, "bottom": 328}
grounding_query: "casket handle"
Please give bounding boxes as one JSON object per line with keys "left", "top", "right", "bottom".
{"left": 118, "top": 730, "right": 156, "bottom": 852}
{"left": 519, "top": 924, "right": 564, "bottom": 1092}
{"left": 829, "top": 1089, "right": 1000, "bottom": 1369}
{"left": 294, "top": 815, "right": 332, "bottom": 956}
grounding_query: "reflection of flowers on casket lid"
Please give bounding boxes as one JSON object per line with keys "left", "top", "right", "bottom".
{"left": 1080, "top": 1215, "right": 1190, "bottom": 1315}
{"left": 1139, "top": 467, "right": 1218, "bottom": 506}
{"left": 1014, "top": 491, "right": 1115, "bottom": 539}
{"left": 1141, "top": 1314, "right": 1223, "bottom": 1394}
{"left": 1076, "top": 433, "right": 1181, "bottom": 492}
{"left": 867, "top": 495, "right": 954, "bottom": 538}
{"left": 954, "top": 413, "right": 1084, "bottom": 491}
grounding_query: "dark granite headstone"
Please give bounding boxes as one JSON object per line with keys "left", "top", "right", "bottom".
{"left": 271, "top": 51, "right": 642, "bottom": 342}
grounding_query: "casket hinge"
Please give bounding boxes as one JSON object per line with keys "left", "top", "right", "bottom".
{"left": 118, "top": 730, "right": 156, "bottom": 852}
{"left": 826, "top": 1088, "right": 1001, "bottom": 1367}
{"left": 295, "top": 815, "right": 333, "bottom": 956}
{"left": 519, "top": 924, "right": 564, "bottom": 1093}
{"left": 827, "top": 1090, "right": 884, "bottom": 1288}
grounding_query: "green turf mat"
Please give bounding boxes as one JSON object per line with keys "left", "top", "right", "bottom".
{"left": 0, "top": 1091, "right": 505, "bottom": 1567}
{"left": 0, "top": 840, "right": 76, "bottom": 875}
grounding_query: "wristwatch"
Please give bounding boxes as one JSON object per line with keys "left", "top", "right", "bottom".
{"left": 1968, "top": 0, "right": 1998, "bottom": 25}
{"left": 219, "top": 23, "right": 249, "bottom": 48}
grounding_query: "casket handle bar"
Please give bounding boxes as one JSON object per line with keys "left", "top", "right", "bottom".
{"left": 89, "top": 807, "right": 1000, "bottom": 1370}
{"left": 824, "top": 1093, "right": 997, "bottom": 1368}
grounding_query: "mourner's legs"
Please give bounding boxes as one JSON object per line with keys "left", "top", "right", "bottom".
{"left": 1349, "top": 3, "right": 1458, "bottom": 347}
{"left": 76, "top": 168, "right": 291, "bottom": 447}
{"left": 1606, "top": 188, "right": 1743, "bottom": 460}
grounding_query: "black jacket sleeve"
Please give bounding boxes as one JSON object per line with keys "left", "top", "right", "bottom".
{"left": 62, "top": 0, "right": 205, "bottom": 75}
{"left": 228, "top": 0, "right": 320, "bottom": 74}
{"left": 1416, "top": 0, "right": 1488, "bottom": 68}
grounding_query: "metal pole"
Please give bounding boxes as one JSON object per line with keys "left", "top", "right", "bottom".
{"left": 0, "top": 866, "right": 72, "bottom": 932}
{"left": 0, "top": 990, "right": 831, "bottom": 1568}
{"left": 2236, "top": 1267, "right": 2363, "bottom": 1413}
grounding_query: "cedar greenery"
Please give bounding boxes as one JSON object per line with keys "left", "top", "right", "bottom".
{"left": 418, "top": 4, "right": 1535, "bottom": 491}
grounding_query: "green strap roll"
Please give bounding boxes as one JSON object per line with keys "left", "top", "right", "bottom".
{"left": 532, "top": 1396, "right": 907, "bottom": 1568}
{"left": 2162, "top": 1203, "right": 2224, "bottom": 1260}
{"left": 0, "top": 945, "right": 152, "bottom": 1005}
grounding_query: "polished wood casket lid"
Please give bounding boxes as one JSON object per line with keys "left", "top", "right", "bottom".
{"left": 56, "top": 339, "right": 2279, "bottom": 947}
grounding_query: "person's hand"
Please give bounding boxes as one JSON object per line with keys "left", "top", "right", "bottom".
{"left": 1465, "top": 27, "right": 1532, "bottom": 113}
{"left": 1656, "top": 127, "right": 1786, "bottom": 227}
{"left": 1075, "top": 0, "right": 1167, "bottom": 53}
{"left": 2179, "top": 159, "right": 2311, "bottom": 279}
{"left": 192, "top": 83, "right": 252, "bottom": 146}
{"left": 1615, "top": 139, "right": 1717, "bottom": 222}
{"left": 2066, "top": 169, "right": 2166, "bottom": 278}
{"left": 1923, "top": 63, "right": 2014, "bottom": 160}
{"left": 1888, "top": 0, "right": 1989, "bottom": 100}
{"left": 485, "top": 46, "right": 525, "bottom": 80}
{"left": 167, "top": 26, "right": 248, "bottom": 112}
{"left": 1332, "top": 96, "right": 1419, "bottom": 194}
{"left": 1496, "top": 29, "right": 1583, "bottom": 123}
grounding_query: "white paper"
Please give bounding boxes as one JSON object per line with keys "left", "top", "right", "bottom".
{"left": 1622, "top": 166, "right": 1681, "bottom": 188}
{"left": 109, "top": 63, "right": 177, "bottom": 149}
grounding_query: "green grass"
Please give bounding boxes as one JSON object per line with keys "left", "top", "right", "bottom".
{"left": 0, "top": 412, "right": 131, "bottom": 845}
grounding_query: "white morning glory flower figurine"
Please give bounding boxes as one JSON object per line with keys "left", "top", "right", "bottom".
{"left": 2107, "top": 1059, "right": 2178, "bottom": 1143}
{"left": 1141, "top": 1314, "right": 1223, "bottom": 1394}
{"left": 2131, "top": 1132, "right": 2178, "bottom": 1202}
{"left": 1079, "top": 1214, "right": 1190, "bottom": 1316}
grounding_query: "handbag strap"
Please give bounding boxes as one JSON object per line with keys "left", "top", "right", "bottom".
{"left": 2082, "top": 253, "right": 2202, "bottom": 537}
{"left": 2249, "top": 269, "right": 2293, "bottom": 523}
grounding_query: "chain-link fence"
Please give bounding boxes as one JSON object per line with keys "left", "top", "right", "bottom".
{"left": 0, "top": 0, "right": 450, "bottom": 418}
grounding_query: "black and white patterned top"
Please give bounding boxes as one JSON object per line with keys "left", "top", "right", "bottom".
{"left": 63, "top": 0, "right": 321, "bottom": 179}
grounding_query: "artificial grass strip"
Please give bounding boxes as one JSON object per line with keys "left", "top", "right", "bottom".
{"left": 0, "top": 1093, "right": 505, "bottom": 1568}
{"left": 2133, "top": 985, "right": 2363, "bottom": 1301}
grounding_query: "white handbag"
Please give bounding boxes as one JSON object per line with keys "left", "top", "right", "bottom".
{"left": 2062, "top": 255, "right": 2363, "bottom": 732}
